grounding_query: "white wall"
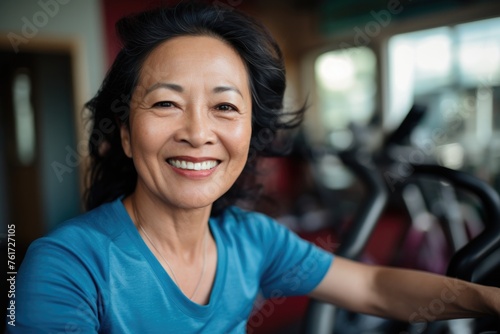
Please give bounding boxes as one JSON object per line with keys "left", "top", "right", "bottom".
{"left": 0, "top": 0, "right": 106, "bottom": 99}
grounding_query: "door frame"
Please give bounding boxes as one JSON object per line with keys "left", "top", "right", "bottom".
{"left": 0, "top": 36, "right": 90, "bottom": 201}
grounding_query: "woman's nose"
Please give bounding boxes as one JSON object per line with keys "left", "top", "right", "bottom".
{"left": 174, "top": 108, "right": 216, "bottom": 147}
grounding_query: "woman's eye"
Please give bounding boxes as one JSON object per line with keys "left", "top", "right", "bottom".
{"left": 152, "top": 101, "right": 174, "bottom": 108}
{"left": 216, "top": 104, "right": 237, "bottom": 112}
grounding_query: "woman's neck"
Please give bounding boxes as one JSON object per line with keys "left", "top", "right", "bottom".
{"left": 123, "top": 186, "right": 211, "bottom": 262}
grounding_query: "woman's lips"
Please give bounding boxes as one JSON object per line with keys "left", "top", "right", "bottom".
{"left": 166, "top": 158, "right": 219, "bottom": 171}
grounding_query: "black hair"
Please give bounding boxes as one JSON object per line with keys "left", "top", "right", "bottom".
{"left": 84, "top": 1, "right": 306, "bottom": 216}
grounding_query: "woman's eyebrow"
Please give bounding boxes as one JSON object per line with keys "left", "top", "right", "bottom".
{"left": 145, "top": 82, "right": 183, "bottom": 95}
{"left": 213, "top": 85, "right": 243, "bottom": 98}
{"left": 144, "top": 82, "right": 243, "bottom": 98}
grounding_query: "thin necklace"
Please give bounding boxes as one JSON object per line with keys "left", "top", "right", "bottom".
{"left": 134, "top": 204, "right": 208, "bottom": 300}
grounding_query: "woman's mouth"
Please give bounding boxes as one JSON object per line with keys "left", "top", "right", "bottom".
{"left": 167, "top": 159, "right": 219, "bottom": 171}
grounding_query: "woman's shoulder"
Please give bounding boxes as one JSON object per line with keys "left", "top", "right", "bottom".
{"left": 40, "top": 198, "right": 129, "bottom": 248}
{"left": 216, "top": 205, "right": 274, "bottom": 226}
{"left": 213, "top": 205, "right": 288, "bottom": 241}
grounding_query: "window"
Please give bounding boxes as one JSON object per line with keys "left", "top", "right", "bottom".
{"left": 386, "top": 17, "right": 500, "bottom": 171}
{"left": 314, "top": 47, "right": 377, "bottom": 149}
{"left": 13, "top": 69, "right": 36, "bottom": 166}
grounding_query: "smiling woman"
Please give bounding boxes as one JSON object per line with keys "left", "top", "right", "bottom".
{"left": 120, "top": 35, "right": 253, "bottom": 214}
{"left": 7, "top": 2, "right": 500, "bottom": 334}
{"left": 84, "top": 3, "right": 303, "bottom": 217}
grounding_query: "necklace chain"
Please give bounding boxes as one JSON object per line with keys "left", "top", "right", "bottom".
{"left": 134, "top": 204, "right": 208, "bottom": 301}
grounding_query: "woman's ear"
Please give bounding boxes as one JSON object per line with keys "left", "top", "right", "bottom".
{"left": 120, "top": 124, "right": 133, "bottom": 158}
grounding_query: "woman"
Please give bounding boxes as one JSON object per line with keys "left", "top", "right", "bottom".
{"left": 9, "top": 3, "right": 499, "bottom": 333}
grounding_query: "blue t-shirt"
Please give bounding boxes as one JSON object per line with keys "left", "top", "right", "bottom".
{"left": 7, "top": 198, "right": 333, "bottom": 333}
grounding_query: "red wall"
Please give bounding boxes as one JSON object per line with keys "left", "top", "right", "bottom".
{"left": 101, "top": 0, "right": 174, "bottom": 68}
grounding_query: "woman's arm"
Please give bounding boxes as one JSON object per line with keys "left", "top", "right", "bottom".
{"left": 309, "top": 257, "right": 500, "bottom": 324}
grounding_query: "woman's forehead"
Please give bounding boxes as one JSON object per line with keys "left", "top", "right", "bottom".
{"left": 137, "top": 36, "right": 250, "bottom": 91}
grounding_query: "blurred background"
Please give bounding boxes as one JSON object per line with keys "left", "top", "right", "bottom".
{"left": 1, "top": 0, "right": 500, "bottom": 333}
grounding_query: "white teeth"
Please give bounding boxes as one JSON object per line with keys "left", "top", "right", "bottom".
{"left": 168, "top": 159, "right": 218, "bottom": 171}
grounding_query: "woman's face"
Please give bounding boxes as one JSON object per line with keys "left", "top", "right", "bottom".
{"left": 121, "top": 35, "right": 252, "bottom": 210}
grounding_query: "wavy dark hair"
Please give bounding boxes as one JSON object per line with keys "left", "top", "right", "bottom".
{"left": 84, "top": 2, "right": 305, "bottom": 216}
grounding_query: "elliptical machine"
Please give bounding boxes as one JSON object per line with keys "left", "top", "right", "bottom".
{"left": 302, "top": 105, "right": 500, "bottom": 334}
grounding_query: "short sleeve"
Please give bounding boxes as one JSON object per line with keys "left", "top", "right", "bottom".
{"left": 6, "top": 232, "right": 101, "bottom": 333}
{"left": 256, "top": 214, "right": 334, "bottom": 298}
